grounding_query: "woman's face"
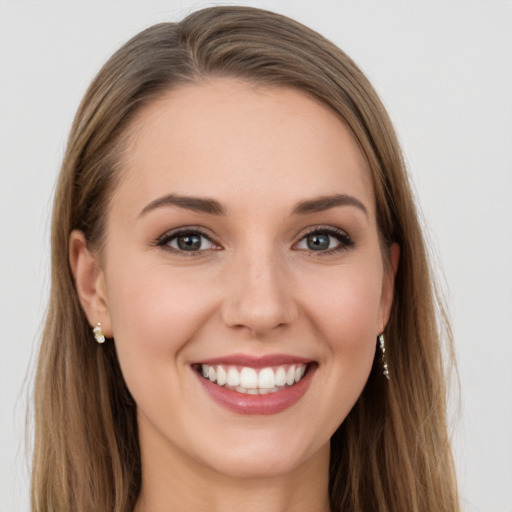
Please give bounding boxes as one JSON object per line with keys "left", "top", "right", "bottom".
{"left": 78, "top": 78, "right": 397, "bottom": 479}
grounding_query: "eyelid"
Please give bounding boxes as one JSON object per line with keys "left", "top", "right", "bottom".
{"left": 293, "top": 225, "right": 354, "bottom": 254}
{"left": 153, "top": 224, "right": 353, "bottom": 256}
{"left": 155, "top": 226, "right": 221, "bottom": 254}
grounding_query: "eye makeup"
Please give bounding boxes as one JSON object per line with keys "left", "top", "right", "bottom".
{"left": 153, "top": 223, "right": 355, "bottom": 258}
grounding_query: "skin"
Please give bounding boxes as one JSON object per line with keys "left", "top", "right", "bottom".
{"left": 70, "top": 78, "right": 399, "bottom": 512}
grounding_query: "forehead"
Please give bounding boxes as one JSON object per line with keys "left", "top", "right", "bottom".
{"left": 115, "top": 78, "right": 374, "bottom": 218}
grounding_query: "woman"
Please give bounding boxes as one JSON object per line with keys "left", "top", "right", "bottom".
{"left": 32, "top": 6, "right": 460, "bottom": 511}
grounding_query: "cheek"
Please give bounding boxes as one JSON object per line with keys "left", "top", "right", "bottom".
{"left": 103, "top": 258, "right": 224, "bottom": 432}
{"left": 299, "top": 261, "right": 383, "bottom": 403}
{"left": 104, "top": 257, "right": 217, "bottom": 376}
{"left": 301, "top": 260, "right": 384, "bottom": 342}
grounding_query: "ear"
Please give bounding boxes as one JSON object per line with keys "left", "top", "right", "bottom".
{"left": 69, "top": 230, "right": 112, "bottom": 337}
{"left": 379, "top": 242, "right": 400, "bottom": 332}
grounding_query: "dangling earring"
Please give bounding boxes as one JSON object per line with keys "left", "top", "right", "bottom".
{"left": 378, "top": 333, "right": 390, "bottom": 380}
{"left": 92, "top": 322, "right": 106, "bottom": 344}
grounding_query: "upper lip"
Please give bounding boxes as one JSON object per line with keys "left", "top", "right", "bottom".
{"left": 192, "top": 353, "right": 314, "bottom": 368}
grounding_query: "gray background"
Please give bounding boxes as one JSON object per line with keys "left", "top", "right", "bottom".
{"left": 1, "top": 1, "right": 511, "bottom": 511}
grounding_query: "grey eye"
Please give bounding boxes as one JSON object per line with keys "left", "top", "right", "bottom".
{"left": 295, "top": 227, "right": 353, "bottom": 254}
{"left": 162, "top": 231, "right": 217, "bottom": 252}
{"left": 305, "top": 233, "right": 331, "bottom": 251}
{"left": 175, "top": 233, "right": 203, "bottom": 251}
{"left": 296, "top": 231, "right": 341, "bottom": 252}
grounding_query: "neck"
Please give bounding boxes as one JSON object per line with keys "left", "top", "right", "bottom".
{"left": 134, "top": 426, "right": 331, "bottom": 512}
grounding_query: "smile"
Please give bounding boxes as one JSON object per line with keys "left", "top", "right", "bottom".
{"left": 197, "top": 363, "right": 308, "bottom": 394}
{"left": 192, "top": 356, "right": 316, "bottom": 415}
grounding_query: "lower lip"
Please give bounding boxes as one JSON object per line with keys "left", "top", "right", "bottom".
{"left": 195, "top": 366, "right": 316, "bottom": 415}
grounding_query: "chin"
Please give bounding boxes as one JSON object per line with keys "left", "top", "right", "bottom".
{"left": 189, "top": 426, "right": 328, "bottom": 480}
{"left": 203, "top": 448, "right": 310, "bottom": 479}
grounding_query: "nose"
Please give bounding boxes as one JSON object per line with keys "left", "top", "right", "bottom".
{"left": 221, "top": 248, "right": 298, "bottom": 337}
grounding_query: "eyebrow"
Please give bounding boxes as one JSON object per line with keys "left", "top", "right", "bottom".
{"left": 138, "top": 192, "right": 368, "bottom": 218}
{"left": 292, "top": 194, "right": 368, "bottom": 217}
{"left": 138, "top": 194, "right": 226, "bottom": 217}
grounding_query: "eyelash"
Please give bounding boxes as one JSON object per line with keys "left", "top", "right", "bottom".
{"left": 295, "top": 226, "right": 354, "bottom": 255}
{"left": 155, "top": 226, "right": 354, "bottom": 257}
{"left": 155, "top": 227, "right": 218, "bottom": 257}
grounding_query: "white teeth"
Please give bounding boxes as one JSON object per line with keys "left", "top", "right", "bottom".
{"left": 240, "top": 367, "right": 258, "bottom": 389}
{"left": 286, "top": 366, "right": 296, "bottom": 386}
{"left": 216, "top": 366, "right": 227, "bottom": 386}
{"left": 275, "top": 366, "right": 286, "bottom": 387}
{"left": 199, "top": 362, "right": 309, "bottom": 394}
{"left": 227, "top": 368, "right": 240, "bottom": 386}
{"left": 258, "top": 367, "right": 275, "bottom": 389}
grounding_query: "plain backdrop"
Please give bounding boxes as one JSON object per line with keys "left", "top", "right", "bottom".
{"left": 1, "top": 1, "right": 511, "bottom": 511}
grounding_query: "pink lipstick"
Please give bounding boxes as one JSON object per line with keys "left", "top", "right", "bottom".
{"left": 192, "top": 354, "right": 317, "bottom": 415}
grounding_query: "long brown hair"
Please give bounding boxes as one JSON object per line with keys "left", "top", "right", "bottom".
{"left": 32, "top": 6, "right": 459, "bottom": 511}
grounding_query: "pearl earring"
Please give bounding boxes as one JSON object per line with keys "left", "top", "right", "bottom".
{"left": 92, "top": 323, "right": 106, "bottom": 344}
